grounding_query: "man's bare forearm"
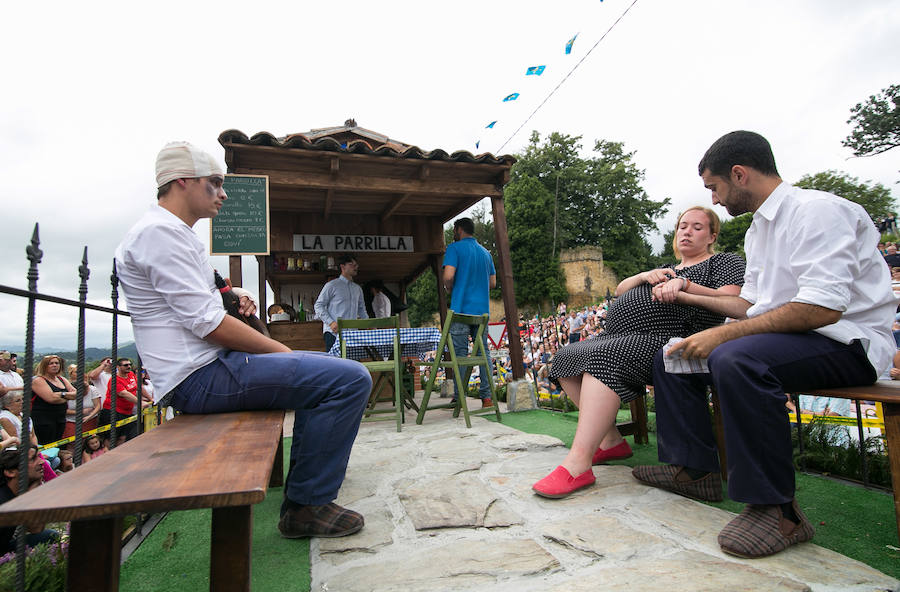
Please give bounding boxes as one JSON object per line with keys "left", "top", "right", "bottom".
{"left": 206, "top": 315, "right": 291, "bottom": 354}
{"left": 718, "top": 301, "right": 841, "bottom": 339}
{"left": 676, "top": 292, "right": 753, "bottom": 319}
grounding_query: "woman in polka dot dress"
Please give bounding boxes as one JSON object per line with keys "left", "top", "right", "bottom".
{"left": 534, "top": 206, "right": 746, "bottom": 498}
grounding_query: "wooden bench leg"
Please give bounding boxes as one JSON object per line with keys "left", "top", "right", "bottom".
{"left": 269, "top": 436, "right": 284, "bottom": 488}
{"left": 69, "top": 517, "right": 122, "bottom": 592}
{"left": 882, "top": 402, "right": 900, "bottom": 541}
{"left": 629, "top": 397, "right": 649, "bottom": 445}
{"left": 211, "top": 505, "right": 252, "bottom": 592}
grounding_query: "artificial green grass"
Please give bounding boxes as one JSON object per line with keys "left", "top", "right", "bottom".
{"left": 120, "top": 437, "right": 310, "bottom": 592}
{"left": 495, "top": 409, "right": 900, "bottom": 579}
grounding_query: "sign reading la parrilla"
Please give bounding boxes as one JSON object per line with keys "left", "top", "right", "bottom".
{"left": 293, "top": 234, "right": 414, "bottom": 252}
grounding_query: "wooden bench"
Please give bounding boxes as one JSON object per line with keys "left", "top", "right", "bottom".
{"left": 707, "top": 381, "right": 900, "bottom": 539}
{"left": 0, "top": 409, "right": 285, "bottom": 592}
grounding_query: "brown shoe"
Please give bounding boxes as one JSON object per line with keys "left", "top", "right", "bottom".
{"left": 718, "top": 499, "right": 815, "bottom": 558}
{"left": 481, "top": 398, "right": 494, "bottom": 408}
{"left": 632, "top": 465, "right": 723, "bottom": 502}
{"left": 278, "top": 502, "right": 364, "bottom": 539}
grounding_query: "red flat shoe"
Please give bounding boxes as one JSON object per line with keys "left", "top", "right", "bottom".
{"left": 592, "top": 440, "right": 633, "bottom": 465}
{"left": 532, "top": 466, "right": 595, "bottom": 498}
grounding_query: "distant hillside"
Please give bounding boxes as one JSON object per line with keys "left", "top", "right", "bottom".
{"left": 3, "top": 342, "right": 139, "bottom": 365}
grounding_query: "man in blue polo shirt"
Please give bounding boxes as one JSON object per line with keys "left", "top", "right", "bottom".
{"left": 442, "top": 217, "right": 497, "bottom": 407}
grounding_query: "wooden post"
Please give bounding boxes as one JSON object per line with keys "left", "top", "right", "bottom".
{"left": 430, "top": 254, "right": 448, "bottom": 328}
{"left": 257, "top": 255, "right": 267, "bottom": 323}
{"left": 490, "top": 194, "right": 525, "bottom": 380}
{"left": 229, "top": 256, "right": 242, "bottom": 288}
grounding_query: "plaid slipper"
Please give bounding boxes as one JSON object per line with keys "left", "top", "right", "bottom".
{"left": 632, "top": 465, "right": 723, "bottom": 502}
{"left": 718, "top": 499, "right": 815, "bottom": 558}
{"left": 278, "top": 502, "right": 365, "bottom": 539}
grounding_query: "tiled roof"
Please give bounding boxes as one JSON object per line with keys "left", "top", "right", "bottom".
{"left": 218, "top": 129, "right": 515, "bottom": 166}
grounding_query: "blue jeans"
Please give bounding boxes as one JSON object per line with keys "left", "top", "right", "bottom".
{"left": 449, "top": 322, "right": 493, "bottom": 399}
{"left": 172, "top": 350, "right": 371, "bottom": 506}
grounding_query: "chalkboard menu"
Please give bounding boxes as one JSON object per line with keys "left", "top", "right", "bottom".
{"left": 210, "top": 174, "right": 270, "bottom": 255}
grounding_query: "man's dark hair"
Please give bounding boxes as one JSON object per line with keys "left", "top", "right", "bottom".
{"left": 157, "top": 180, "right": 175, "bottom": 200}
{"left": 116, "top": 358, "right": 131, "bottom": 367}
{"left": 338, "top": 254, "right": 357, "bottom": 266}
{"left": 698, "top": 131, "right": 779, "bottom": 178}
{"left": 0, "top": 446, "right": 37, "bottom": 476}
{"left": 454, "top": 217, "right": 475, "bottom": 235}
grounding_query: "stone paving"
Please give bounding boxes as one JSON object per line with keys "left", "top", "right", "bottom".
{"left": 307, "top": 404, "right": 899, "bottom": 592}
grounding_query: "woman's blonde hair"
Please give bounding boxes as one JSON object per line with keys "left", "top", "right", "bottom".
{"left": 672, "top": 206, "right": 721, "bottom": 260}
{"left": 36, "top": 355, "right": 64, "bottom": 378}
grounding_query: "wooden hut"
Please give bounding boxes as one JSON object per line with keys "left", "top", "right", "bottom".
{"left": 218, "top": 121, "right": 526, "bottom": 378}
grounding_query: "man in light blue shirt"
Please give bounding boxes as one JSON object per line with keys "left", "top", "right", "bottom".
{"left": 443, "top": 218, "right": 497, "bottom": 407}
{"left": 315, "top": 254, "right": 368, "bottom": 350}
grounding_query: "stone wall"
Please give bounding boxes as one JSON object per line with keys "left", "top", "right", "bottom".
{"left": 558, "top": 246, "right": 619, "bottom": 308}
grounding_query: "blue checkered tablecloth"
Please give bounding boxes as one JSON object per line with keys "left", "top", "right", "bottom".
{"left": 328, "top": 327, "right": 442, "bottom": 361}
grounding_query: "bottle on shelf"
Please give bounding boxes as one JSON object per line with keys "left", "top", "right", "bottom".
{"left": 297, "top": 299, "right": 306, "bottom": 322}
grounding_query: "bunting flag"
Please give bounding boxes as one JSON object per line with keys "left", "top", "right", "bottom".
{"left": 526, "top": 65, "right": 546, "bottom": 76}
{"left": 485, "top": 121, "right": 497, "bottom": 129}
{"left": 565, "top": 33, "right": 578, "bottom": 55}
{"left": 475, "top": 141, "right": 480, "bottom": 150}
{"left": 502, "top": 93, "right": 520, "bottom": 102}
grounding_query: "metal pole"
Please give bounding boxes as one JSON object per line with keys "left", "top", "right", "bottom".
{"left": 110, "top": 260, "right": 119, "bottom": 449}
{"left": 74, "top": 247, "right": 89, "bottom": 467}
{"left": 855, "top": 400, "right": 870, "bottom": 487}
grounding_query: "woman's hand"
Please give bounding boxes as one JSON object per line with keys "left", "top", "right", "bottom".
{"left": 642, "top": 268, "right": 677, "bottom": 286}
{"left": 652, "top": 277, "right": 690, "bottom": 303}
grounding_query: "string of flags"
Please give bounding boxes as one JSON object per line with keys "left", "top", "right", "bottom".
{"left": 471, "top": 0, "right": 635, "bottom": 153}
{"left": 474, "top": 29, "right": 582, "bottom": 151}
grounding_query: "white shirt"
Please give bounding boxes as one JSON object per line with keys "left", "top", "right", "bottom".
{"left": 66, "top": 384, "right": 101, "bottom": 423}
{"left": 0, "top": 370, "right": 23, "bottom": 391}
{"left": 115, "top": 206, "right": 225, "bottom": 401}
{"left": 90, "top": 370, "right": 111, "bottom": 395}
{"left": 372, "top": 291, "right": 391, "bottom": 318}
{"left": 741, "top": 182, "right": 896, "bottom": 374}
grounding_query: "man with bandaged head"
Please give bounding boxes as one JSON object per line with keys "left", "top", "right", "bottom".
{"left": 115, "top": 141, "right": 371, "bottom": 539}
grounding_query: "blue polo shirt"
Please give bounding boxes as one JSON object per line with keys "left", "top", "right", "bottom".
{"left": 443, "top": 237, "right": 495, "bottom": 315}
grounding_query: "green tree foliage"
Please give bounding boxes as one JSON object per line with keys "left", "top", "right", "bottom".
{"left": 795, "top": 170, "right": 896, "bottom": 221}
{"left": 716, "top": 213, "right": 753, "bottom": 259}
{"left": 504, "top": 176, "right": 568, "bottom": 307}
{"left": 406, "top": 268, "right": 439, "bottom": 327}
{"left": 508, "top": 132, "right": 670, "bottom": 283}
{"left": 843, "top": 83, "right": 900, "bottom": 157}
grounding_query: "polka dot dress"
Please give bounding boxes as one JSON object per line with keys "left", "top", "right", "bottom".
{"left": 550, "top": 252, "right": 745, "bottom": 402}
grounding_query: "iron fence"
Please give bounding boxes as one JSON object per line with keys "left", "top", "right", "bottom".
{"left": 0, "top": 223, "right": 150, "bottom": 592}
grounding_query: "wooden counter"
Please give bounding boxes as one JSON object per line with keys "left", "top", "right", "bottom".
{"left": 268, "top": 320, "right": 327, "bottom": 352}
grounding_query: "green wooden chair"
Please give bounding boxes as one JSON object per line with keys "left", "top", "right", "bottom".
{"left": 416, "top": 310, "right": 501, "bottom": 428}
{"left": 338, "top": 315, "right": 404, "bottom": 432}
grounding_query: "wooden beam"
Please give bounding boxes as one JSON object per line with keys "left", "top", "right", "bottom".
{"left": 229, "top": 256, "right": 242, "bottom": 288}
{"left": 419, "top": 164, "right": 430, "bottom": 181}
{"left": 381, "top": 193, "right": 411, "bottom": 223}
{"left": 490, "top": 193, "right": 524, "bottom": 380}
{"left": 324, "top": 188, "right": 334, "bottom": 218}
{"left": 430, "top": 254, "right": 448, "bottom": 329}
{"left": 239, "top": 168, "right": 503, "bottom": 198}
{"left": 330, "top": 156, "right": 340, "bottom": 178}
{"left": 257, "top": 255, "right": 267, "bottom": 323}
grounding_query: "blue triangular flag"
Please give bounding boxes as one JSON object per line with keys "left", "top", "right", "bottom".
{"left": 565, "top": 33, "right": 578, "bottom": 55}
{"left": 502, "top": 93, "right": 520, "bottom": 102}
{"left": 475, "top": 141, "right": 480, "bottom": 150}
{"left": 485, "top": 121, "right": 497, "bottom": 129}
{"left": 526, "top": 65, "right": 546, "bottom": 76}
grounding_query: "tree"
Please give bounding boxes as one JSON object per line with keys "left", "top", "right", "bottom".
{"left": 504, "top": 175, "right": 568, "bottom": 308}
{"left": 716, "top": 214, "right": 752, "bottom": 260}
{"left": 795, "top": 171, "right": 896, "bottom": 221}
{"left": 843, "top": 84, "right": 900, "bottom": 157}
{"left": 508, "top": 131, "right": 670, "bottom": 282}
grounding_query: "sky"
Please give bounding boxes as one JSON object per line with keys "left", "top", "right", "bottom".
{"left": 1, "top": 0, "right": 898, "bottom": 349}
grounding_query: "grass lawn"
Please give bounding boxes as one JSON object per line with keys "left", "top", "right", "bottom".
{"left": 121, "top": 409, "right": 899, "bottom": 590}
{"left": 495, "top": 409, "right": 900, "bottom": 580}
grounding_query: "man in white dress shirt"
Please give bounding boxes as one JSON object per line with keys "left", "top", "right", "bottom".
{"left": 315, "top": 254, "right": 368, "bottom": 350}
{"left": 0, "top": 352, "right": 23, "bottom": 397}
{"left": 633, "top": 131, "right": 896, "bottom": 558}
{"left": 115, "top": 142, "right": 371, "bottom": 539}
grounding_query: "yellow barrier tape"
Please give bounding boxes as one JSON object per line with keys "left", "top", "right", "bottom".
{"left": 791, "top": 413, "right": 884, "bottom": 430}
{"left": 38, "top": 406, "right": 159, "bottom": 451}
